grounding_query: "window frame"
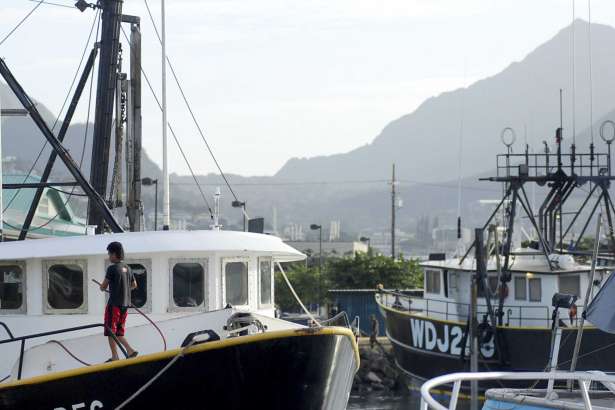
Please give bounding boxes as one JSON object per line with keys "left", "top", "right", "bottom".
{"left": 43, "top": 259, "right": 88, "bottom": 314}
{"left": 0, "top": 260, "right": 27, "bottom": 314}
{"left": 105, "top": 259, "right": 152, "bottom": 313}
{"left": 425, "top": 269, "right": 441, "bottom": 295}
{"left": 168, "top": 258, "right": 208, "bottom": 312}
{"left": 222, "top": 257, "right": 250, "bottom": 307}
{"left": 559, "top": 275, "right": 581, "bottom": 298}
{"left": 529, "top": 277, "right": 542, "bottom": 302}
{"left": 258, "top": 257, "right": 273, "bottom": 308}
{"left": 514, "top": 276, "right": 527, "bottom": 301}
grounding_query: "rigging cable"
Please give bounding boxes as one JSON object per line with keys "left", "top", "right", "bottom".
{"left": 119, "top": 26, "right": 214, "bottom": 218}
{"left": 0, "top": 0, "right": 44, "bottom": 47}
{"left": 142, "top": 0, "right": 247, "bottom": 217}
{"left": 24, "top": 0, "right": 74, "bottom": 9}
{"left": 3, "top": 8, "right": 100, "bottom": 214}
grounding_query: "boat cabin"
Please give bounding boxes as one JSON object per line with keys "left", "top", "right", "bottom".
{"left": 0, "top": 229, "right": 304, "bottom": 376}
{"left": 411, "top": 251, "right": 607, "bottom": 328}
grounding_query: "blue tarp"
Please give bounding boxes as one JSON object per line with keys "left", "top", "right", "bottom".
{"left": 585, "top": 272, "right": 615, "bottom": 333}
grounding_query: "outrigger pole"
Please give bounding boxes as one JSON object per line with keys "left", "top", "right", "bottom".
{"left": 17, "top": 46, "right": 99, "bottom": 240}
{"left": 0, "top": 59, "right": 123, "bottom": 233}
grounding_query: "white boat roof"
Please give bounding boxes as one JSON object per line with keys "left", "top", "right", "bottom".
{"left": 421, "top": 251, "right": 595, "bottom": 274}
{"left": 0, "top": 230, "right": 305, "bottom": 262}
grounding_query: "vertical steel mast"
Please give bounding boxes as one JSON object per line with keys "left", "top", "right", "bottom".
{"left": 161, "top": 0, "right": 170, "bottom": 230}
{"left": 87, "top": 0, "right": 124, "bottom": 232}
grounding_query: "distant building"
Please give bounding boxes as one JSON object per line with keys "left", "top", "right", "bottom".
{"left": 285, "top": 240, "right": 368, "bottom": 257}
{"left": 2, "top": 175, "right": 87, "bottom": 239}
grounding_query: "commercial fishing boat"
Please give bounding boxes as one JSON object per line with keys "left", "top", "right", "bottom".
{"left": 0, "top": 230, "right": 359, "bottom": 409}
{"left": 0, "top": 1, "right": 359, "bottom": 409}
{"left": 377, "top": 124, "right": 615, "bottom": 391}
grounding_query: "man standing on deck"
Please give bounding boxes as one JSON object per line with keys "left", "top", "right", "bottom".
{"left": 99, "top": 241, "right": 138, "bottom": 361}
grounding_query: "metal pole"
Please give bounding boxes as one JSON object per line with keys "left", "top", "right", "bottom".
{"left": 569, "top": 212, "right": 602, "bottom": 383}
{"left": 154, "top": 179, "right": 158, "bottom": 231}
{"left": 243, "top": 203, "right": 246, "bottom": 232}
{"left": 88, "top": 0, "right": 124, "bottom": 232}
{"left": 391, "top": 163, "right": 396, "bottom": 259}
{"left": 471, "top": 228, "right": 483, "bottom": 410}
{"left": 161, "top": 0, "right": 170, "bottom": 230}
{"left": 319, "top": 227, "right": 323, "bottom": 305}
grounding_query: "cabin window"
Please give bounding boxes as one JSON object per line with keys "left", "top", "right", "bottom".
{"left": 225, "top": 261, "right": 249, "bottom": 306}
{"left": 168, "top": 259, "right": 208, "bottom": 311}
{"left": 259, "top": 259, "right": 272, "bottom": 307}
{"left": 0, "top": 262, "right": 26, "bottom": 313}
{"left": 44, "top": 260, "right": 87, "bottom": 313}
{"left": 172, "top": 262, "right": 205, "bottom": 308}
{"left": 559, "top": 275, "right": 580, "bottom": 298}
{"left": 529, "top": 278, "right": 542, "bottom": 302}
{"left": 425, "top": 270, "right": 441, "bottom": 294}
{"left": 514, "top": 277, "right": 527, "bottom": 300}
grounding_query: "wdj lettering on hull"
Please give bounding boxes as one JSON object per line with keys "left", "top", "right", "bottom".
{"left": 409, "top": 318, "right": 495, "bottom": 358}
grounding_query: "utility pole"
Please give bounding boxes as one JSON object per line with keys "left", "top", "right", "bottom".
{"left": 391, "top": 163, "right": 396, "bottom": 259}
{"left": 88, "top": 0, "right": 124, "bottom": 232}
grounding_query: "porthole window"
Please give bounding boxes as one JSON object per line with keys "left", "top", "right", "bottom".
{"left": 169, "top": 259, "right": 208, "bottom": 311}
{"left": 0, "top": 262, "right": 26, "bottom": 313}
{"left": 224, "top": 261, "right": 248, "bottom": 306}
{"left": 44, "top": 260, "right": 87, "bottom": 313}
{"left": 259, "top": 259, "right": 272, "bottom": 307}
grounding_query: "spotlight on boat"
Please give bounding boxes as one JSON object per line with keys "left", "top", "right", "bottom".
{"left": 75, "top": 0, "right": 92, "bottom": 12}
{"left": 552, "top": 293, "right": 577, "bottom": 310}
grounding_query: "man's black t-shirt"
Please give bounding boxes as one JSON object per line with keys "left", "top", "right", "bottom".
{"left": 105, "top": 262, "right": 133, "bottom": 307}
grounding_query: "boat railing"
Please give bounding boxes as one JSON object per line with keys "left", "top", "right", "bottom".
{"left": 377, "top": 289, "right": 555, "bottom": 327}
{"left": 420, "top": 371, "right": 615, "bottom": 410}
{"left": 320, "top": 311, "right": 351, "bottom": 328}
{"left": 495, "top": 151, "right": 610, "bottom": 178}
{"left": 0, "top": 321, "right": 127, "bottom": 381}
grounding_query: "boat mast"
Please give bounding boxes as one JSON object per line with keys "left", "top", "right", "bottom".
{"left": 161, "top": 0, "right": 170, "bottom": 230}
{"left": 87, "top": 0, "right": 124, "bottom": 233}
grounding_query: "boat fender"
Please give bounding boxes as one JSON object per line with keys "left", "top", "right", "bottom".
{"left": 181, "top": 330, "right": 221, "bottom": 347}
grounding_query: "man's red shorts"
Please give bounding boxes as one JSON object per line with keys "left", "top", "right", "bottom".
{"left": 104, "top": 305, "right": 128, "bottom": 336}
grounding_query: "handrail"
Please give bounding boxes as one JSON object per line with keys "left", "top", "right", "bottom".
{"left": 377, "top": 289, "right": 557, "bottom": 327}
{"left": 319, "top": 311, "right": 351, "bottom": 328}
{"left": 420, "top": 371, "right": 615, "bottom": 410}
{"left": 0, "top": 323, "right": 127, "bottom": 381}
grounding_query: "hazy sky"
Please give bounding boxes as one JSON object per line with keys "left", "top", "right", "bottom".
{"left": 1, "top": 0, "right": 615, "bottom": 176}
